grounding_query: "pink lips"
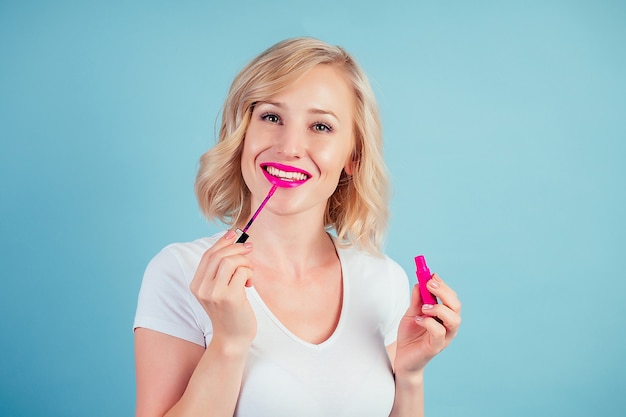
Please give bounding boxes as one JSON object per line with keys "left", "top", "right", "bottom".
{"left": 260, "top": 162, "right": 311, "bottom": 188}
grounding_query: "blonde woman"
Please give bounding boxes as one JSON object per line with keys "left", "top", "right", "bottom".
{"left": 134, "top": 37, "right": 461, "bottom": 417}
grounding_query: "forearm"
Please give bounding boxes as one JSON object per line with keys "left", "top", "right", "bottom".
{"left": 165, "top": 339, "right": 249, "bottom": 417}
{"left": 389, "top": 371, "right": 424, "bottom": 417}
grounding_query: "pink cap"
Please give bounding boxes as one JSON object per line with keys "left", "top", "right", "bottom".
{"left": 415, "top": 255, "right": 429, "bottom": 274}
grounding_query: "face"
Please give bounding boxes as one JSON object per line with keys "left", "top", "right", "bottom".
{"left": 240, "top": 64, "right": 355, "bottom": 219}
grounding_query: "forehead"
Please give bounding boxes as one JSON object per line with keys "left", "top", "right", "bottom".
{"left": 265, "top": 64, "right": 355, "bottom": 116}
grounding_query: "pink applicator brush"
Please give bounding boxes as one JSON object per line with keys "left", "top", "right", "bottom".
{"left": 235, "top": 184, "right": 278, "bottom": 243}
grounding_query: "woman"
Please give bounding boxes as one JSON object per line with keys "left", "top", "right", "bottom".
{"left": 134, "top": 37, "right": 461, "bottom": 417}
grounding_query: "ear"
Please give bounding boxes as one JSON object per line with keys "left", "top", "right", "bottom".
{"left": 344, "top": 159, "right": 355, "bottom": 176}
{"left": 344, "top": 145, "right": 358, "bottom": 175}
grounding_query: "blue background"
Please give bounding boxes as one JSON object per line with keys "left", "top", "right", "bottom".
{"left": 1, "top": 1, "right": 624, "bottom": 416}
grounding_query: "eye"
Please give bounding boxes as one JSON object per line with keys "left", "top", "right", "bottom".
{"left": 260, "top": 112, "right": 281, "bottom": 124}
{"left": 312, "top": 122, "right": 333, "bottom": 133}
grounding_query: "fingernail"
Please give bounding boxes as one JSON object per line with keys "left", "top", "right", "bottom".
{"left": 428, "top": 279, "right": 439, "bottom": 289}
{"left": 243, "top": 242, "right": 253, "bottom": 249}
{"left": 414, "top": 316, "right": 424, "bottom": 322}
{"left": 224, "top": 230, "right": 236, "bottom": 239}
{"left": 422, "top": 304, "right": 434, "bottom": 311}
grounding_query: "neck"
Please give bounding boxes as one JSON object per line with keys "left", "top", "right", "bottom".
{"left": 242, "top": 210, "right": 337, "bottom": 277}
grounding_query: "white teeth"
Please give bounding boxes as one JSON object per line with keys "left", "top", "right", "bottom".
{"left": 266, "top": 166, "right": 307, "bottom": 181}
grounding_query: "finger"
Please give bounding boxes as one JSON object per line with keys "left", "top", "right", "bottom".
{"left": 202, "top": 230, "right": 250, "bottom": 261}
{"left": 192, "top": 260, "right": 252, "bottom": 303}
{"left": 191, "top": 240, "right": 253, "bottom": 298}
{"left": 197, "top": 240, "right": 254, "bottom": 284}
{"left": 427, "top": 274, "right": 462, "bottom": 313}
{"left": 194, "top": 230, "right": 238, "bottom": 278}
{"left": 421, "top": 303, "right": 462, "bottom": 336}
{"left": 209, "top": 229, "right": 239, "bottom": 252}
{"left": 413, "top": 315, "right": 447, "bottom": 350}
{"left": 214, "top": 254, "right": 253, "bottom": 287}
{"left": 229, "top": 266, "right": 254, "bottom": 289}
{"left": 405, "top": 284, "right": 424, "bottom": 316}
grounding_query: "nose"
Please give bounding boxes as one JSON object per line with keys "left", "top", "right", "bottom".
{"left": 275, "top": 123, "right": 304, "bottom": 159}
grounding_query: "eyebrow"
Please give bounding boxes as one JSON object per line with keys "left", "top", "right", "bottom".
{"left": 258, "top": 101, "right": 340, "bottom": 122}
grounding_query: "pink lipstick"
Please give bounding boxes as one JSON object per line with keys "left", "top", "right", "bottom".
{"left": 235, "top": 184, "right": 278, "bottom": 243}
{"left": 261, "top": 162, "right": 310, "bottom": 188}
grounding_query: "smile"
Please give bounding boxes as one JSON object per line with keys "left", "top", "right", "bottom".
{"left": 260, "top": 163, "right": 311, "bottom": 188}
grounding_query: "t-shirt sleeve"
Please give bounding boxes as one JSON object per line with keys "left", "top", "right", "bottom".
{"left": 382, "top": 258, "right": 411, "bottom": 346}
{"left": 133, "top": 246, "right": 207, "bottom": 347}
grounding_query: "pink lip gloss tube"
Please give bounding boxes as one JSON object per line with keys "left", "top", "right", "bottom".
{"left": 415, "top": 255, "right": 438, "bottom": 305}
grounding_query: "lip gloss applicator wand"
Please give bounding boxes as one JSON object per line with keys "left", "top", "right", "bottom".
{"left": 235, "top": 184, "right": 278, "bottom": 243}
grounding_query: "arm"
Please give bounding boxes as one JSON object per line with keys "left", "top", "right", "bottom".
{"left": 387, "top": 274, "right": 462, "bottom": 417}
{"left": 135, "top": 230, "right": 256, "bottom": 417}
{"left": 135, "top": 329, "right": 203, "bottom": 416}
{"left": 134, "top": 329, "right": 250, "bottom": 417}
{"left": 386, "top": 342, "right": 425, "bottom": 417}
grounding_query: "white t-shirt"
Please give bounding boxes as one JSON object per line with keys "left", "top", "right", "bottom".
{"left": 134, "top": 232, "right": 410, "bottom": 417}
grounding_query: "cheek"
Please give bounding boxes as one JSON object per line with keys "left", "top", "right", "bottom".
{"left": 241, "top": 139, "right": 253, "bottom": 161}
{"left": 316, "top": 145, "right": 353, "bottom": 178}
{"left": 242, "top": 123, "right": 274, "bottom": 157}
{"left": 241, "top": 131, "right": 265, "bottom": 163}
{"left": 240, "top": 135, "right": 262, "bottom": 185}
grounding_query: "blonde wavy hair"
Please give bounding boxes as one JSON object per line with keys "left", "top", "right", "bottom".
{"left": 195, "top": 37, "right": 389, "bottom": 255}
